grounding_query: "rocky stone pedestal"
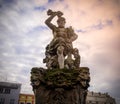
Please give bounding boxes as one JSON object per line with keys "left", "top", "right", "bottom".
{"left": 30, "top": 67, "right": 90, "bottom": 104}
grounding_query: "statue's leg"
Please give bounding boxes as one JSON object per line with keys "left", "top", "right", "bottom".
{"left": 57, "top": 45, "right": 64, "bottom": 69}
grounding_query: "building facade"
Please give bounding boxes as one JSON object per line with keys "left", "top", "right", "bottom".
{"left": 86, "top": 91, "right": 116, "bottom": 104}
{"left": 0, "top": 81, "right": 21, "bottom": 104}
{"left": 18, "top": 91, "right": 116, "bottom": 104}
{"left": 19, "top": 94, "right": 34, "bottom": 104}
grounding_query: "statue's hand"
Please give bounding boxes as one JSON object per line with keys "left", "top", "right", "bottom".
{"left": 47, "top": 9, "right": 53, "bottom": 15}
{"left": 47, "top": 9, "right": 57, "bottom": 16}
{"left": 47, "top": 9, "right": 63, "bottom": 17}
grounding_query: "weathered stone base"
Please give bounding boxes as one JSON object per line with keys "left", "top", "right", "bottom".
{"left": 34, "top": 85, "right": 87, "bottom": 104}
{"left": 30, "top": 67, "right": 90, "bottom": 104}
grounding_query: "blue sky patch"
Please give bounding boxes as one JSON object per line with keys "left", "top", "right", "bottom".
{"left": 106, "top": 20, "right": 113, "bottom": 25}
{"left": 76, "top": 29, "right": 87, "bottom": 33}
{"left": 48, "top": 0, "right": 64, "bottom": 3}
{"left": 3, "top": 0, "right": 15, "bottom": 4}
{"left": 33, "top": 26, "right": 48, "bottom": 31}
{"left": 34, "top": 6, "right": 46, "bottom": 11}
{"left": 48, "top": 0, "right": 55, "bottom": 3}
{"left": 91, "top": 21, "right": 104, "bottom": 30}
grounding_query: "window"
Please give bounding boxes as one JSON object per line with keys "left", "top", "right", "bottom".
{"left": 4, "top": 88, "right": 10, "bottom": 94}
{"left": 26, "top": 103, "right": 31, "bottom": 104}
{"left": 10, "top": 99, "right": 15, "bottom": 104}
{"left": 0, "top": 98, "right": 5, "bottom": 104}
{"left": 0, "top": 88, "right": 4, "bottom": 93}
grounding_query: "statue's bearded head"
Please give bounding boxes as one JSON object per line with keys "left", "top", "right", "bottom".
{"left": 57, "top": 17, "right": 66, "bottom": 28}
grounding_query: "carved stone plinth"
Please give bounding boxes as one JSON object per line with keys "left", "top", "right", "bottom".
{"left": 30, "top": 67, "right": 90, "bottom": 104}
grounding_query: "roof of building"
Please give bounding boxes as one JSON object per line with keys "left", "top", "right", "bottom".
{"left": 0, "top": 81, "right": 21, "bottom": 89}
{"left": 87, "top": 91, "right": 116, "bottom": 103}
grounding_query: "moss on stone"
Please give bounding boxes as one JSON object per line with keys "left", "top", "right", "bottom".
{"left": 44, "top": 68, "right": 79, "bottom": 88}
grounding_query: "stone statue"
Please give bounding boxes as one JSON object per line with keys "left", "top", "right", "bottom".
{"left": 43, "top": 9, "right": 78, "bottom": 69}
{"left": 30, "top": 9, "right": 91, "bottom": 104}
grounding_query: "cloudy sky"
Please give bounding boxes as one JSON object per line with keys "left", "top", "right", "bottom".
{"left": 0, "top": 0, "right": 120, "bottom": 103}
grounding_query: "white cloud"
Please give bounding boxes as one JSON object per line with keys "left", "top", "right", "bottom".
{"left": 34, "top": 0, "right": 48, "bottom": 6}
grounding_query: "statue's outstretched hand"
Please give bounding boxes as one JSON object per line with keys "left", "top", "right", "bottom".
{"left": 47, "top": 9, "right": 63, "bottom": 17}
{"left": 47, "top": 9, "right": 57, "bottom": 16}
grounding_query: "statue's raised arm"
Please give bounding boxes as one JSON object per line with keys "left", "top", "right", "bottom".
{"left": 45, "top": 9, "right": 63, "bottom": 30}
